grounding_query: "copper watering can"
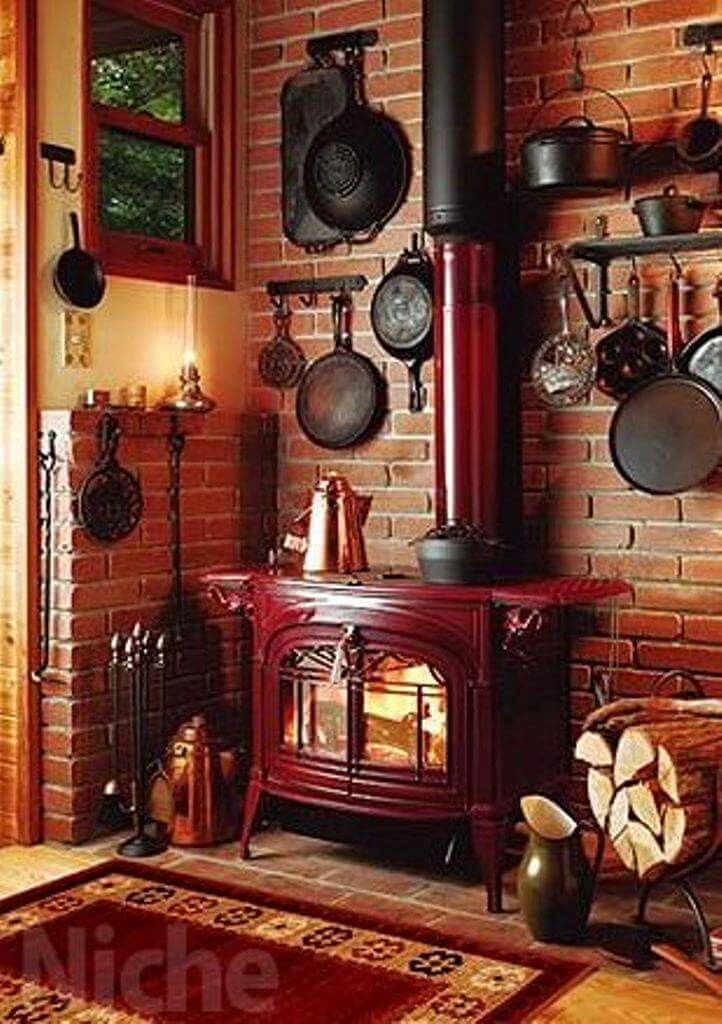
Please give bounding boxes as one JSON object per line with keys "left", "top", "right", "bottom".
{"left": 162, "top": 715, "right": 239, "bottom": 847}
{"left": 517, "top": 795, "right": 604, "bottom": 943}
{"left": 285, "top": 473, "right": 372, "bottom": 574}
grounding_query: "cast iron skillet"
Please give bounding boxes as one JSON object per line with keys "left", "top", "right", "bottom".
{"left": 609, "top": 272, "right": 722, "bottom": 495}
{"left": 296, "top": 293, "right": 386, "bottom": 450}
{"left": 370, "top": 233, "right": 433, "bottom": 412}
{"left": 595, "top": 267, "right": 668, "bottom": 400}
{"left": 304, "top": 49, "right": 409, "bottom": 239}
{"left": 54, "top": 212, "right": 106, "bottom": 309}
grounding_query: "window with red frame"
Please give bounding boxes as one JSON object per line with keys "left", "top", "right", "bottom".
{"left": 86, "top": 0, "right": 235, "bottom": 286}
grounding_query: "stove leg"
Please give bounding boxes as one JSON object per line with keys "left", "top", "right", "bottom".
{"left": 471, "top": 807, "right": 507, "bottom": 913}
{"left": 239, "top": 779, "right": 262, "bottom": 860}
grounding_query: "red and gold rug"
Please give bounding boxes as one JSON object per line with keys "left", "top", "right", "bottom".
{"left": 0, "top": 862, "right": 592, "bottom": 1022}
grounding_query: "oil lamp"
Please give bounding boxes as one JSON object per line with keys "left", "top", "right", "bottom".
{"left": 159, "top": 274, "right": 216, "bottom": 413}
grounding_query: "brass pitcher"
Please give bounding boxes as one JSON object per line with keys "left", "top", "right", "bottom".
{"left": 517, "top": 795, "right": 604, "bottom": 943}
{"left": 286, "top": 473, "right": 372, "bottom": 574}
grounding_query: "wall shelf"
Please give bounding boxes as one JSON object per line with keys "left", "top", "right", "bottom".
{"left": 567, "top": 230, "right": 722, "bottom": 266}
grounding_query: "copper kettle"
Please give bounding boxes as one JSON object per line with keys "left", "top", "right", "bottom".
{"left": 164, "top": 715, "right": 238, "bottom": 847}
{"left": 285, "top": 473, "right": 372, "bottom": 574}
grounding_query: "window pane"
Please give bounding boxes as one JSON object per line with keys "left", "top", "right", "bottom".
{"left": 91, "top": 2, "right": 185, "bottom": 123}
{"left": 100, "top": 128, "right": 193, "bottom": 242}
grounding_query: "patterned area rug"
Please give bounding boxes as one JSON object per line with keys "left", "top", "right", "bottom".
{"left": 0, "top": 862, "right": 592, "bottom": 1022}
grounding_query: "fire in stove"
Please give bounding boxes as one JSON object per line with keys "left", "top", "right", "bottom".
{"left": 281, "top": 647, "right": 447, "bottom": 774}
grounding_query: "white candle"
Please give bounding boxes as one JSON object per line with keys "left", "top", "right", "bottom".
{"left": 183, "top": 273, "right": 197, "bottom": 373}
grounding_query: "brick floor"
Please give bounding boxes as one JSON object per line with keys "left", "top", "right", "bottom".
{"left": 82, "top": 822, "right": 722, "bottom": 996}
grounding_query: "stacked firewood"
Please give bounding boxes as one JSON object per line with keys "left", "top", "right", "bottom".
{"left": 575, "top": 696, "right": 722, "bottom": 882}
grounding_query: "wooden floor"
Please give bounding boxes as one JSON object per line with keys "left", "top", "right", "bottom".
{"left": 0, "top": 831, "right": 720, "bottom": 1022}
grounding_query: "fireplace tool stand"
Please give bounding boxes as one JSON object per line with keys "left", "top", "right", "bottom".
{"left": 115, "top": 624, "right": 169, "bottom": 858}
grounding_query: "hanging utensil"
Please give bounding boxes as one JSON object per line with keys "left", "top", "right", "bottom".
{"left": 54, "top": 212, "right": 106, "bottom": 309}
{"left": 304, "top": 46, "right": 410, "bottom": 239}
{"left": 258, "top": 297, "right": 306, "bottom": 389}
{"left": 678, "top": 276, "right": 722, "bottom": 394}
{"left": 370, "top": 233, "right": 433, "bottom": 412}
{"left": 609, "top": 270, "right": 722, "bottom": 495}
{"left": 31, "top": 431, "right": 58, "bottom": 683}
{"left": 76, "top": 412, "right": 143, "bottom": 542}
{"left": 531, "top": 277, "right": 596, "bottom": 407}
{"left": 296, "top": 292, "right": 387, "bottom": 449}
{"left": 677, "top": 56, "right": 722, "bottom": 172}
{"left": 596, "top": 266, "right": 669, "bottom": 400}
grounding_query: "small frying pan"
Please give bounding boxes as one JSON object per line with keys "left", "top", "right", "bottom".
{"left": 54, "top": 212, "right": 106, "bottom": 309}
{"left": 609, "top": 272, "right": 722, "bottom": 495}
{"left": 296, "top": 293, "right": 386, "bottom": 450}
{"left": 595, "top": 267, "right": 668, "bottom": 400}
{"left": 678, "top": 275, "right": 722, "bottom": 394}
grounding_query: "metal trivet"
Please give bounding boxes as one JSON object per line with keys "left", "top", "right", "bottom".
{"left": 76, "top": 412, "right": 142, "bottom": 542}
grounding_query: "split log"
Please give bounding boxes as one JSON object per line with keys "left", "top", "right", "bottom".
{"left": 574, "top": 730, "right": 613, "bottom": 767}
{"left": 612, "top": 826, "right": 637, "bottom": 872}
{"left": 587, "top": 767, "right": 614, "bottom": 830}
{"left": 584, "top": 696, "right": 722, "bottom": 733}
{"left": 608, "top": 787, "right": 629, "bottom": 841}
{"left": 626, "top": 822, "right": 666, "bottom": 880}
{"left": 628, "top": 782, "right": 662, "bottom": 836}
{"left": 662, "top": 797, "right": 716, "bottom": 867}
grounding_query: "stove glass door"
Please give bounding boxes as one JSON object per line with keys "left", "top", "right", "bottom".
{"left": 361, "top": 653, "right": 447, "bottom": 775}
{"left": 281, "top": 645, "right": 348, "bottom": 762}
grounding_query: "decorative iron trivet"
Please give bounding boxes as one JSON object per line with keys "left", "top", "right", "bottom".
{"left": 76, "top": 411, "right": 142, "bottom": 542}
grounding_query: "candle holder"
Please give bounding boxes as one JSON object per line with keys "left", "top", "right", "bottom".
{"left": 159, "top": 360, "right": 216, "bottom": 414}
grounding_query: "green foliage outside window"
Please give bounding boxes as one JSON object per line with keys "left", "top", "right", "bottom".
{"left": 92, "top": 37, "right": 191, "bottom": 241}
{"left": 91, "top": 40, "right": 184, "bottom": 123}
{"left": 100, "top": 129, "right": 190, "bottom": 241}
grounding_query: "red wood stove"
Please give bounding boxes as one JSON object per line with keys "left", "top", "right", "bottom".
{"left": 206, "top": 570, "right": 628, "bottom": 911}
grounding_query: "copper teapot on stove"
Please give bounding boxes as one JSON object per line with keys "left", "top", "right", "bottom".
{"left": 165, "top": 714, "right": 238, "bottom": 847}
{"left": 285, "top": 473, "right": 372, "bottom": 574}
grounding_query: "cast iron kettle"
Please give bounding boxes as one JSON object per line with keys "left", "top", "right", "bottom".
{"left": 371, "top": 234, "right": 433, "bottom": 411}
{"left": 304, "top": 46, "right": 410, "bottom": 239}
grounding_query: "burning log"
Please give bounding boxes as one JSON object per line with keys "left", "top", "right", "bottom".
{"left": 575, "top": 697, "right": 722, "bottom": 881}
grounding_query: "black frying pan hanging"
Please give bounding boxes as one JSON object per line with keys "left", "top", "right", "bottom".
{"left": 371, "top": 233, "right": 433, "bottom": 411}
{"left": 54, "top": 212, "right": 106, "bottom": 309}
{"left": 304, "top": 48, "right": 410, "bottom": 239}
{"left": 609, "top": 272, "right": 722, "bottom": 495}
{"left": 77, "top": 412, "right": 143, "bottom": 542}
{"left": 296, "top": 293, "right": 386, "bottom": 449}
{"left": 678, "top": 275, "right": 722, "bottom": 394}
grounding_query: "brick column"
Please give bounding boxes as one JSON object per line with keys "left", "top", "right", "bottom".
{"left": 38, "top": 408, "right": 277, "bottom": 843}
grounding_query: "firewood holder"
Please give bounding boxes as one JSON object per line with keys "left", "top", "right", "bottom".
{"left": 629, "top": 670, "right": 722, "bottom": 972}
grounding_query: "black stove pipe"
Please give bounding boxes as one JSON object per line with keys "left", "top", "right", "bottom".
{"left": 422, "top": 0, "right": 523, "bottom": 548}
{"left": 423, "top": 0, "right": 505, "bottom": 238}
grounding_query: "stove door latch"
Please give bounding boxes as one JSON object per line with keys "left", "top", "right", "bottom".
{"left": 330, "top": 624, "right": 362, "bottom": 687}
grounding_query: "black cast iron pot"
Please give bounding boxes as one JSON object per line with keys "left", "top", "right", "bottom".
{"left": 521, "top": 87, "right": 634, "bottom": 197}
{"left": 633, "top": 184, "right": 706, "bottom": 237}
{"left": 414, "top": 522, "right": 503, "bottom": 585}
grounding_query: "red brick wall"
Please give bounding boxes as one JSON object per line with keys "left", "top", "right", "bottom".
{"left": 246, "top": 0, "right": 722, "bottom": 808}
{"left": 40, "top": 409, "right": 276, "bottom": 842}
